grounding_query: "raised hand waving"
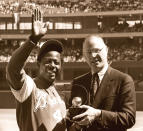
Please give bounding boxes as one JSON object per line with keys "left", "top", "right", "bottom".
{"left": 30, "top": 7, "right": 49, "bottom": 43}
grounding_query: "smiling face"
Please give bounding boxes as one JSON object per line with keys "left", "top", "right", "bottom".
{"left": 83, "top": 36, "right": 108, "bottom": 73}
{"left": 38, "top": 51, "right": 61, "bottom": 83}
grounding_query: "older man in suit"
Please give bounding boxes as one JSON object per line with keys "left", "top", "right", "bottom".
{"left": 68, "top": 35, "right": 136, "bottom": 131}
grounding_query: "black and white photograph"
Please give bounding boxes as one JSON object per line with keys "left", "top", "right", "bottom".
{"left": 0, "top": 0, "right": 143, "bottom": 131}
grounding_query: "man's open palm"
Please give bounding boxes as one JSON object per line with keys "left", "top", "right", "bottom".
{"left": 32, "top": 7, "right": 49, "bottom": 37}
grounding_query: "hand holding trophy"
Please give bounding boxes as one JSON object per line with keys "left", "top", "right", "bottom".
{"left": 68, "top": 84, "right": 101, "bottom": 130}
{"left": 67, "top": 84, "right": 88, "bottom": 131}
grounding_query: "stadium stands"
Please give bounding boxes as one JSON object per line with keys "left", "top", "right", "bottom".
{"left": 0, "top": 38, "right": 143, "bottom": 62}
{"left": 0, "top": 0, "right": 143, "bottom": 15}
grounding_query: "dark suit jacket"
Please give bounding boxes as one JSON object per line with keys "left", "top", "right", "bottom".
{"left": 70, "top": 66, "right": 136, "bottom": 131}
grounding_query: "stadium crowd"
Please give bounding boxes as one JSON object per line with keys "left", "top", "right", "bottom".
{"left": 0, "top": 39, "right": 143, "bottom": 63}
{"left": 0, "top": 0, "right": 143, "bottom": 63}
{"left": 1, "top": 0, "right": 143, "bottom": 33}
{"left": 98, "top": 20, "right": 143, "bottom": 33}
{"left": 0, "top": 0, "right": 143, "bottom": 15}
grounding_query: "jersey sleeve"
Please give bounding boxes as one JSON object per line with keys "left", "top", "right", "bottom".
{"left": 10, "top": 70, "right": 35, "bottom": 103}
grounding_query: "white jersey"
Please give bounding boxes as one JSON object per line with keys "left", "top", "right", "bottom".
{"left": 10, "top": 70, "right": 67, "bottom": 131}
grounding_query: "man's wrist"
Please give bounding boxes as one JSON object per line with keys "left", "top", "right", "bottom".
{"left": 29, "top": 35, "right": 39, "bottom": 45}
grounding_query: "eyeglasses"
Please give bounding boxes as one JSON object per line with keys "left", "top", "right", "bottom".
{"left": 84, "top": 47, "right": 104, "bottom": 54}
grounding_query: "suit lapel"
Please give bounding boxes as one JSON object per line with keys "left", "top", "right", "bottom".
{"left": 80, "top": 72, "right": 92, "bottom": 93}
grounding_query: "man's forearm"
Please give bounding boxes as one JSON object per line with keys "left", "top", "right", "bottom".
{"left": 6, "top": 38, "right": 37, "bottom": 90}
{"left": 9, "top": 39, "right": 36, "bottom": 70}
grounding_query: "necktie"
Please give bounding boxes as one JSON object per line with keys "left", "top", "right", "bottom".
{"left": 90, "top": 73, "right": 99, "bottom": 105}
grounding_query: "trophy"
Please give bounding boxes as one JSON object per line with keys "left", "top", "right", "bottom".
{"left": 69, "top": 84, "right": 88, "bottom": 119}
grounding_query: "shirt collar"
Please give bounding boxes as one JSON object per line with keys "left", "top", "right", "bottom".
{"left": 92, "top": 64, "right": 108, "bottom": 81}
